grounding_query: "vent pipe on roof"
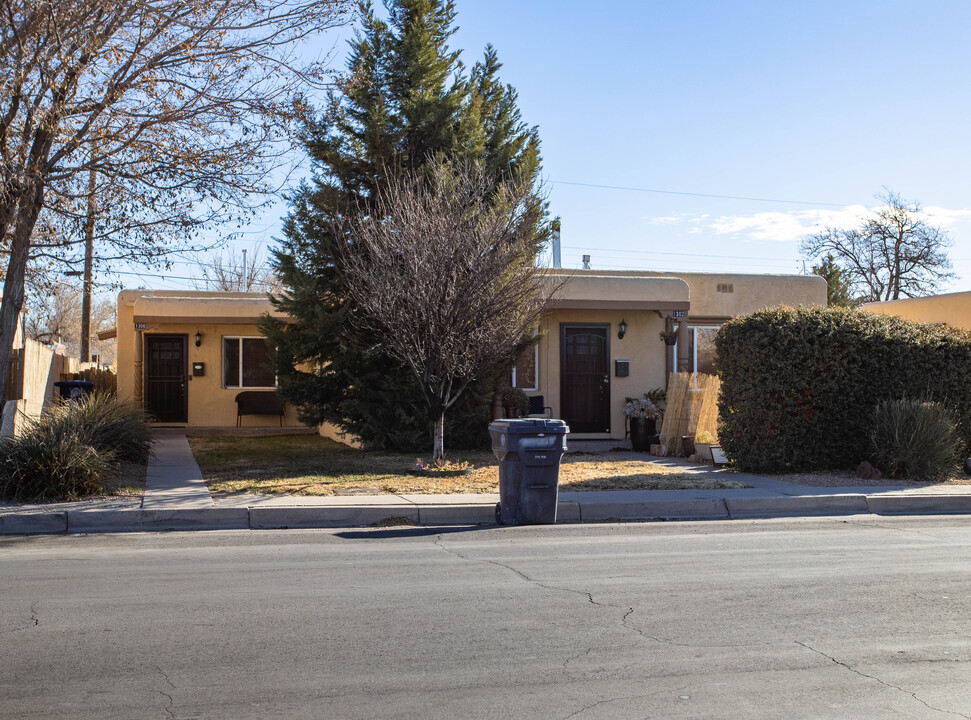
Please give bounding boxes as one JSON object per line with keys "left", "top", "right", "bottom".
{"left": 551, "top": 217, "right": 562, "bottom": 268}
{"left": 582, "top": 254, "right": 591, "bottom": 270}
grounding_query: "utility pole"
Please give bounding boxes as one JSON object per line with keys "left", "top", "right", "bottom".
{"left": 242, "top": 248, "right": 249, "bottom": 290}
{"left": 80, "top": 165, "right": 96, "bottom": 363}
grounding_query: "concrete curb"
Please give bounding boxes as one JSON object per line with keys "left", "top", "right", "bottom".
{"left": 578, "top": 498, "right": 729, "bottom": 522}
{"left": 68, "top": 508, "right": 249, "bottom": 533}
{"left": 250, "top": 505, "right": 419, "bottom": 529}
{"left": 7, "top": 493, "right": 971, "bottom": 535}
{"left": 0, "top": 512, "right": 68, "bottom": 535}
{"left": 726, "top": 495, "right": 869, "bottom": 518}
{"left": 865, "top": 494, "right": 971, "bottom": 515}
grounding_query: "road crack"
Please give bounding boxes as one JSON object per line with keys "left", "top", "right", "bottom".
{"left": 155, "top": 666, "right": 177, "bottom": 720}
{"left": 795, "top": 641, "right": 971, "bottom": 719}
{"left": 434, "top": 535, "right": 644, "bottom": 648}
{"left": 0, "top": 601, "right": 39, "bottom": 635}
{"left": 562, "top": 687, "right": 683, "bottom": 719}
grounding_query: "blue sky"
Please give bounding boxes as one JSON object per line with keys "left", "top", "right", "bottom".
{"left": 137, "top": 1, "right": 971, "bottom": 292}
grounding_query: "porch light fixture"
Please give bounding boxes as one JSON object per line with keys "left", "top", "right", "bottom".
{"left": 618, "top": 319, "right": 627, "bottom": 340}
{"left": 194, "top": 331, "right": 202, "bottom": 348}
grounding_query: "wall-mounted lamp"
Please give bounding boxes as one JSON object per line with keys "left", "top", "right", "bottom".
{"left": 194, "top": 331, "right": 202, "bottom": 348}
{"left": 617, "top": 319, "right": 627, "bottom": 340}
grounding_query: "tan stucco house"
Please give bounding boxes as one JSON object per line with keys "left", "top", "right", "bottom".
{"left": 116, "top": 270, "right": 825, "bottom": 441}
{"left": 861, "top": 290, "right": 971, "bottom": 331}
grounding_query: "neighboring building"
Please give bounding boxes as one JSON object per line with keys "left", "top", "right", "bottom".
{"left": 861, "top": 290, "right": 971, "bottom": 331}
{"left": 115, "top": 270, "right": 826, "bottom": 440}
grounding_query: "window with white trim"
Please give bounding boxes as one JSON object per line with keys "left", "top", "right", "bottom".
{"left": 223, "top": 336, "right": 276, "bottom": 388}
{"left": 673, "top": 326, "right": 721, "bottom": 374}
{"left": 511, "top": 343, "right": 538, "bottom": 391}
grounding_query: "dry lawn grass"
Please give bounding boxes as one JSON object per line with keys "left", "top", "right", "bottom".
{"left": 93, "top": 461, "right": 147, "bottom": 499}
{"left": 188, "top": 435, "right": 750, "bottom": 496}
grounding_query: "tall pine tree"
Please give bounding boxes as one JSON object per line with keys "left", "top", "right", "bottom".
{"left": 263, "top": 0, "right": 545, "bottom": 450}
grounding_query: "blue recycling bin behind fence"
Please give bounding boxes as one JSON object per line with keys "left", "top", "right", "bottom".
{"left": 53, "top": 380, "right": 94, "bottom": 402}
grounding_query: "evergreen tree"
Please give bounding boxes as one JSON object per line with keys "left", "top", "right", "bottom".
{"left": 263, "top": 0, "right": 545, "bottom": 450}
{"left": 812, "top": 254, "right": 857, "bottom": 307}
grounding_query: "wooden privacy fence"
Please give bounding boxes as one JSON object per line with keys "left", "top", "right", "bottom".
{"left": 658, "top": 372, "right": 721, "bottom": 457}
{"left": 0, "top": 339, "right": 109, "bottom": 436}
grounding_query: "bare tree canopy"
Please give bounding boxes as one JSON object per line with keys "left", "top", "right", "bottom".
{"left": 800, "top": 190, "right": 954, "bottom": 303}
{"left": 338, "top": 160, "right": 550, "bottom": 460}
{"left": 0, "top": 0, "right": 352, "bottom": 401}
{"left": 24, "top": 283, "right": 115, "bottom": 364}
{"left": 195, "top": 245, "right": 281, "bottom": 292}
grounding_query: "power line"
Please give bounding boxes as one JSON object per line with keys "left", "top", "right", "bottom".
{"left": 550, "top": 180, "right": 847, "bottom": 208}
{"left": 561, "top": 244, "right": 796, "bottom": 263}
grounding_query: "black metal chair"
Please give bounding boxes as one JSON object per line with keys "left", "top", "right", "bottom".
{"left": 526, "top": 395, "right": 552, "bottom": 418}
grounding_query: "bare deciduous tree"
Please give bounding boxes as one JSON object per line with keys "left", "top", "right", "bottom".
{"left": 195, "top": 245, "right": 281, "bottom": 292}
{"left": 24, "top": 283, "right": 115, "bottom": 364}
{"left": 338, "top": 161, "right": 550, "bottom": 461}
{"left": 801, "top": 190, "right": 954, "bottom": 302}
{"left": 0, "top": 0, "right": 352, "bottom": 400}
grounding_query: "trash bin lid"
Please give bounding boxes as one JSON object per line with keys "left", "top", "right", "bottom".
{"left": 489, "top": 418, "right": 569, "bottom": 435}
{"left": 54, "top": 380, "right": 94, "bottom": 388}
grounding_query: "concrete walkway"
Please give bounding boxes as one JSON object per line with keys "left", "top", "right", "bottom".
{"left": 142, "top": 429, "right": 214, "bottom": 509}
{"left": 4, "top": 430, "right": 971, "bottom": 535}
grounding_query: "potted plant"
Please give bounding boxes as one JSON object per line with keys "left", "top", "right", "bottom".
{"left": 659, "top": 329, "right": 678, "bottom": 346}
{"left": 645, "top": 386, "right": 666, "bottom": 411}
{"left": 694, "top": 430, "right": 718, "bottom": 464}
{"left": 500, "top": 387, "right": 530, "bottom": 418}
{"left": 625, "top": 395, "right": 663, "bottom": 452}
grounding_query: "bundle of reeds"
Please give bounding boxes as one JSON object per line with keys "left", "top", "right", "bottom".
{"left": 658, "top": 372, "right": 721, "bottom": 456}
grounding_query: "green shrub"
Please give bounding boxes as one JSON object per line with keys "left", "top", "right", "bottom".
{"left": 0, "top": 395, "right": 151, "bottom": 501}
{"left": 500, "top": 387, "right": 530, "bottom": 416}
{"left": 869, "top": 399, "right": 961, "bottom": 482}
{"left": 0, "top": 422, "right": 112, "bottom": 501}
{"left": 716, "top": 306, "right": 971, "bottom": 473}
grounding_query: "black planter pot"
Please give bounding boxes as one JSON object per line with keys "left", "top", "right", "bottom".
{"left": 629, "top": 417, "right": 657, "bottom": 452}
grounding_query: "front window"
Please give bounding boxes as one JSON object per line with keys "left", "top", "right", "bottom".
{"left": 673, "top": 326, "right": 721, "bottom": 375}
{"left": 691, "top": 326, "right": 720, "bottom": 375}
{"left": 223, "top": 337, "right": 275, "bottom": 388}
{"left": 511, "top": 343, "right": 538, "bottom": 391}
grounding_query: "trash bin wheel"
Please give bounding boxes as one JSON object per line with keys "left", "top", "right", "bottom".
{"left": 495, "top": 502, "right": 503, "bottom": 525}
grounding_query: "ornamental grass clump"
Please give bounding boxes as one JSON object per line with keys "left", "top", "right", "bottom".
{"left": 0, "top": 394, "right": 151, "bottom": 502}
{"left": 869, "top": 399, "right": 962, "bottom": 482}
{"left": 45, "top": 393, "right": 152, "bottom": 463}
{"left": 0, "top": 418, "right": 112, "bottom": 501}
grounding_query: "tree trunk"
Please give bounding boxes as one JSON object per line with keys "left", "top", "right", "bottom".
{"left": 0, "top": 182, "right": 44, "bottom": 403}
{"left": 81, "top": 166, "right": 97, "bottom": 363}
{"left": 433, "top": 412, "right": 445, "bottom": 461}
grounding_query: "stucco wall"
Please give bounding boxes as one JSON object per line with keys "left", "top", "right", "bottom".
{"left": 116, "top": 272, "right": 827, "bottom": 435}
{"left": 535, "top": 308, "right": 668, "bottom": 438}
{"left": 862, "top": 291, "right": 971, "bottom": 330}
{"left": 551, "top": 270, "right": 827, "bottom": 321}
{"left": 117, "top": 290, "right": 305, "bottom": 427}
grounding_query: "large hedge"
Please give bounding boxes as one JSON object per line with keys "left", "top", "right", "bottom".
{"left": 715, "top": 306, "right": 971, "bottom": 473}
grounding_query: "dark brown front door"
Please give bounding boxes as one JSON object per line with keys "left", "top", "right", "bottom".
{"left": 560, "top": 324, "right": 610, "bottom": 433}
{"left": 145, "top": 334, "right": 188, "bottom": 423}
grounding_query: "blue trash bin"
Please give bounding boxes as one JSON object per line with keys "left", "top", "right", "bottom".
{"left": 489, "top": 418, "right": 569, "bottom": 525}
{"left": 53, "top": 380, "right": 95, "bottom": 401}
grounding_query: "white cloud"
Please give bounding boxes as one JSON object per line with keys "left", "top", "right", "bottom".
{"left": 645, "top": 214, "right": 689, "bottom": 225}
{"left": 641, "top": 203, "right": 971, "bottom": 244}
{"left": 922, "top": 206, "right": 971, "bottom": 228}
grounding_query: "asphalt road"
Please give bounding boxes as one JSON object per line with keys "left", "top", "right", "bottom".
{"left": 3, "top": 517, "right": 971, "bottom": 719}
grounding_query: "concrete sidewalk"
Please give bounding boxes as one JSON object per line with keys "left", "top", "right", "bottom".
{"left": 4, "top": 430, "right": 971, "bottom": 535}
